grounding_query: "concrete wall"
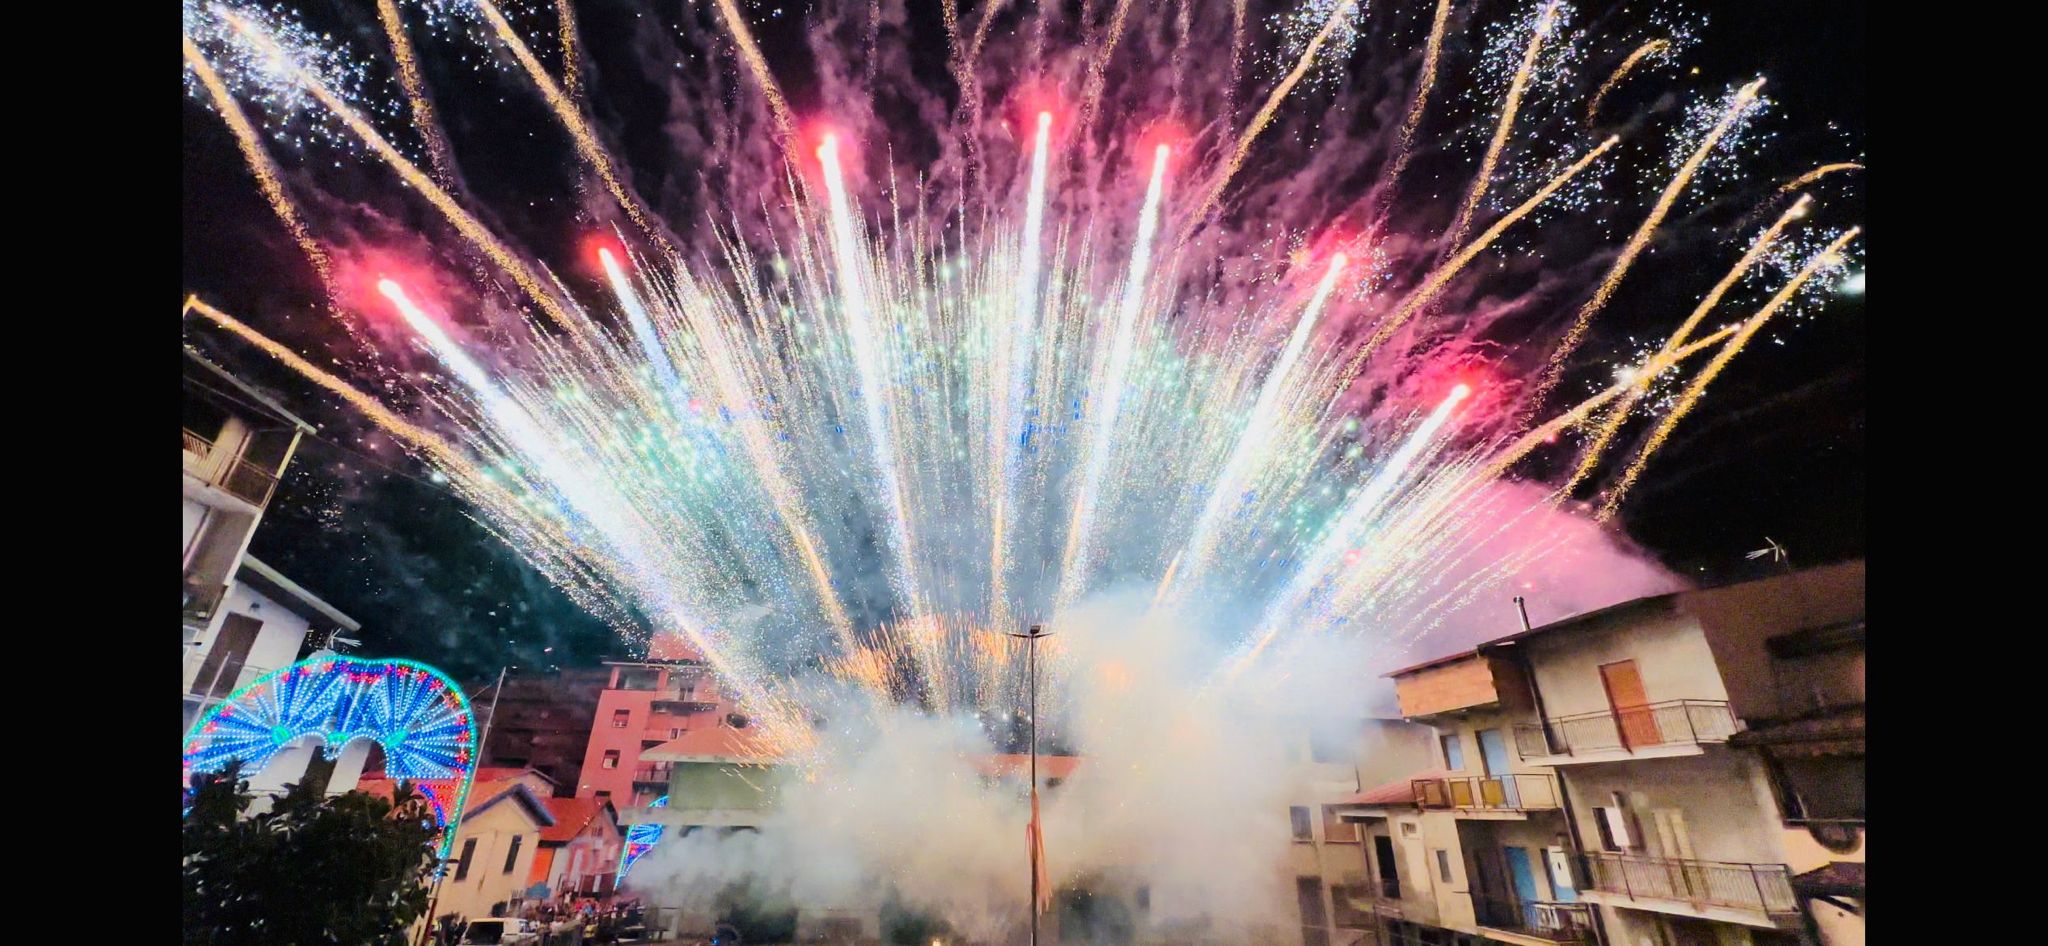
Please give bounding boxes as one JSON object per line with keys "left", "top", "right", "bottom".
{"left": 1560, "top": 750, "right": 1787, "bottom": 868}
{"left": 1521, "top": 606, "right": 1728, "bottom": 719}
{"left": 184, "top": 579, "right": 312, "bottom": 696}
{"left": 1687, "top": 561, "right": 1865, "bottom": 722}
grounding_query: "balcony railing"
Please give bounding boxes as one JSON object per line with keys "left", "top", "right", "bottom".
{"left": 1471, "top": 896, "right": 1595, "bottom": 943}
{"left": 1412, "top": 773, "right": 1561, "bottom": 811}
{"left": 651, "top": 698, "right": 719, "bottom": 714}
{"left": 1581, "top": 852, "right": 1798, "bottom": 915}
{"left": 1514, "top": 700, "right": 1738, "bottom": 757}
{"left": 183, "top": 428, "right": 215, "bottom": 459}
{"left": 183, "top": 580, "right": 227, "bottom": 628}
{"left": 631, "top": 766, "right": 672, "bottom": 789}
{"left": 218, "top": 455, "right": 282, "bottom": 506}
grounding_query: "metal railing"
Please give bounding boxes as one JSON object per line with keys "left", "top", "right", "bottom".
{"left": 183, "top": 580, "right": 227, "bottom": 627}
{"left": 1471, "top": 896, "right": 1595, "bottom": 943}
{"left": 1412, "top": 773, "right": 1561, "bottom": 810}
{"left": 1514, "top": 700, "right": 1738, "bottom": 757}
{"left": 218, "top": 455, "right": 282, "bottom": 506}
{"left": 183, "top": 428, "right": 215, "bottom": 459}
{"left": 1581, "top": 852, "right": 1798, "bottom": 915}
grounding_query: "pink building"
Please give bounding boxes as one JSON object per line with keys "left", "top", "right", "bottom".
{"left": 530, "top": 796, "right": 624, "bottom": 899}
{"left": 575, "top": 658, "right": 726, "bottom": 809}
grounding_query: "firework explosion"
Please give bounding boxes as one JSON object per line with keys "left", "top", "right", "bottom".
{"left": 184, "top": 0, "right": 1859, "bottom": 932}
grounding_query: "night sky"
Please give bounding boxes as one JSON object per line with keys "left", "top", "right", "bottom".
{"left": 183, "top": 0, "right": 1864, "bottom": 685}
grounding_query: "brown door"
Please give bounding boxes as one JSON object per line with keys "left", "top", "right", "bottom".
{"left": 1599, "top": 660, "right": 1661, "bottom": 748}
{"left": 191, "top": 613, "right": 262, "bottom": 698}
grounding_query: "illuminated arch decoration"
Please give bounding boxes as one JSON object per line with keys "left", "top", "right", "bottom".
{"left": 617, "top": 794, "right": 668, "bottom": 883}
{"left": 181, "top": 656, "right": 479, "bottom": 858}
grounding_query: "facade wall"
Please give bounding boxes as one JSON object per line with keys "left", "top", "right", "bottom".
{"left": 183, "top": 578, "right": 313, "bottom": 734}
{"left": 1561, "top": 750, "right": 1787, "bottom": 870}
{"left": 579, "top": 663, "right": 721, "bottom": 806}
{"left": 1687, "top": 562, "right": 1865, "bottom": 722}
{"left": 438, "top": 798, "right": 548, "bottom": 922}
{"left": 1521, "top": 607, "right": 1729, "bottom": 720}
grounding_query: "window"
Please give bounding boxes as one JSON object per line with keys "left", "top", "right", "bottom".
{"left": 1323, "top": 806, "right": 1359, "bottom": 843}
{"left": 1593, "top": 797, "right": 1638, "bottom": 851}
{"left": 1436, "top": 849, "right": 1452, "bottom": 883}
{"left": 1290, "top": 806, "right": 1314, "bottom": 842}
{"left": 453, "top": 838, "right": 478, "bottom": 880}
{"left": 602, "top": 750, "right": 621, "bottom": 770}
{"left": 503, "top": 835, "right": 523, "bottom": 873}
{"left": 612, "top": 709, "right": 630, "bottom": 729}
{"left": 594, "top": 791, "right": 611, "bottom": 802}
{"left": 1440, "top": 734, "right": 1464, "bottom": 770}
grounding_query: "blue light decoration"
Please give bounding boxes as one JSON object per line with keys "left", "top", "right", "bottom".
{"left": 616, "top": 794, "right": 668, "bottom": 883}
{"left": 182, "top": 656, "right": 479, "bottom": 859}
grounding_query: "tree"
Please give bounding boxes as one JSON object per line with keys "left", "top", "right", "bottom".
{"left": 183, "top": 761, "right": 442, "bottom": 946}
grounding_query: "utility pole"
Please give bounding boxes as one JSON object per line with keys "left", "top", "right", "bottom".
{"left": 1005, "top": 624, "right": 1052, "bottom": 946}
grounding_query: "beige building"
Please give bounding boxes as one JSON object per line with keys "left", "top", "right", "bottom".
{"left": 1475, "top": 560, "right": 1864, "bottom": 946}
{"left": 434, "top": 776, "right": 557, "bottom": 922}
{"left": 1330, "top": 651, "right": 1597, "bottom": 946}
{"left": 1284, "top": 719, "right": 1438, "bottom": 946}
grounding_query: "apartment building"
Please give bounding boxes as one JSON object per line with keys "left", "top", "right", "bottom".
{"left": 1333, "top": 652, "right": 1596, "bottom": 946}
{"left": 1478, "top": 560, "right": 1864, "bottom": 946}
{"left": 1287, "top": 719, "right": 1438, "bottom": 946}
{"left": 578, "top": 658, "right": 726, "bottom": 811}
{"left": 183, "top": 352, "right": 309, "bottom": 640}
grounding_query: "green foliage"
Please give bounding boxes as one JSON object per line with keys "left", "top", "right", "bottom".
{"left": 183, "top": 761, "right": 441, "bottom": 946}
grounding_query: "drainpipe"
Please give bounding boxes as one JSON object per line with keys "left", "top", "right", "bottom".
{"left": 1507, "top": 597, "right": 1610, "bottom": 946}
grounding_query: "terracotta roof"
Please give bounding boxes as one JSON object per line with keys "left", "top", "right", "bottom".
{"left": 354, "top": 776, "right": 557, "bottom": 826}
{"left": 1333, "top": 769, "right": 1449, "bottom": 808}
{"left": 972, "top": 754, "right": 1083, "bottom": 780}
{"left": 465, "top": 781, "right": 558, "bottom": 827}
{"left": 640, "top": 725, "right": 779, "bottom": 764}
{"left": 539, "top": 796, "right": 620, "bottom": 844}
{"left": 358, "top": 766, "right": 558, "bottom": 788}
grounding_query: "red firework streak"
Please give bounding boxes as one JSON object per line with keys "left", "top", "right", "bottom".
{"left": 1028, "top": 787, "right": 1051, "bottom": 915}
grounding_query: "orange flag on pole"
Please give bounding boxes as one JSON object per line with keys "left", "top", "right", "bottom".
{"left": 1028, "top": 787, "right": 1051, "bottom": 914}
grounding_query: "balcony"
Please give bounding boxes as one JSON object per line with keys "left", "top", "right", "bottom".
{"left": 183, "top": 428, "right": 215, "bottom": 460}
{"left": 1581, "top": 852, "right": 1798, "bottom": 918}
{"left": 651, "top": 698, "right": 718, "bottom": 715}
{"left": 185, "top": 429, "right": 284, "bottom": 507}
{"left": 1471, "top": 896, "right": 1595, "bottom": 944}
{"left": 1514, "top": 700, "right": 1738, "bottom": 761}
{"left": 631, "top": 766, "right": 673, "bottom": 791}
{"left": 183, "top": 579, "right": 228, "bottom": 629}
{"left": 1412, "top": 773, "right": 1561, "bottom": 812}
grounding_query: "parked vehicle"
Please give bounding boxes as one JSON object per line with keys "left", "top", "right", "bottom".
{"left": 459, "top": 917, "right": 542, "bottom": 945}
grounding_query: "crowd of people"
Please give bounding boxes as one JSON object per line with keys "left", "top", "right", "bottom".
{"left": 433, "top": 897, "right": 648, "bottom": 946}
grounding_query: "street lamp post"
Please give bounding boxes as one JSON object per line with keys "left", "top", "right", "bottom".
{"left": 1005, "top": 623, "right": 1052, "bottom": 946}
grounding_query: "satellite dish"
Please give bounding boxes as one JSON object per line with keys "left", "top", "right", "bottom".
{"left": 726, "top": 713, "right": 750, "bottom": 729}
